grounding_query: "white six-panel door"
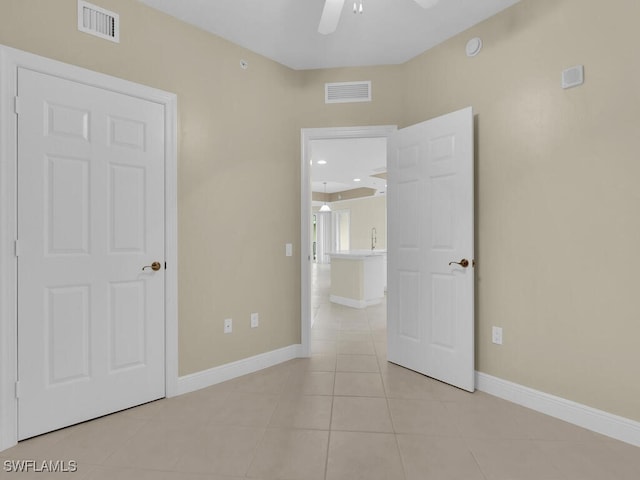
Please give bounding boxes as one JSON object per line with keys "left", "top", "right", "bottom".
{"left": 17, "top": 68, "right": 166, "bottom": 439}
{"left": 387, "top": 107, "right": 475, "bottom": 392}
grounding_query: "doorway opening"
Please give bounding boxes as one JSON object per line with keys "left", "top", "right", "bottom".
{"left": 300, "top": 126, "right": 397, "bottom": 356}
{"left": 300, "top": 108, "right": 475, "bottom": 393}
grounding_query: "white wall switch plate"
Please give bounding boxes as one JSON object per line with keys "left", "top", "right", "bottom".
{"left": 250, "top": 312, "right": 259, "bottom": 328}
{"left": 285, "top": 243, "right": 293, "bottom": 257}
{"left": 224, "top": 318, "right": 232, "bottom": 334}
{"left": 492, "top": 326, "right": 503, "bottom": 345}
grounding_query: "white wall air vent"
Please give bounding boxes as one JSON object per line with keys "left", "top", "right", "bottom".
{"left": 78, "top": 1, "right": 120, "bottom": 43}
{"left": 325, "top": 81, "right": 371, "bottom": 104}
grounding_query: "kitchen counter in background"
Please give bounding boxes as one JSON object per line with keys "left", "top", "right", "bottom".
{"left": 328, "top": 250, "right": 386, "bottom": 308}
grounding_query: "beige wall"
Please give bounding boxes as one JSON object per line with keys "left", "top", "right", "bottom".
{"left": 296, "top": 66, "right": 406, "bottom": 129}
{"left": 0, "top": 0, "right": 301, "bottom": 376}
{"left": 400, "top": 0, "right": 640, "bottom": 421}
{"left": 0, "top": 2, "right": 405, "bottom": 380}
{"left": 2, "top": 0, "right": 639, "bottom": 423}
{"left": 331, "top": 196, "right": 387, "bottom": 251}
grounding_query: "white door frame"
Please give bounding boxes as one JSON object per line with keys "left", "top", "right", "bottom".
{"left": 300, "top": 125, "right": 396, "bottom": 356}
{"left": 0, "top": 44, "right": 179, "bottom": 451}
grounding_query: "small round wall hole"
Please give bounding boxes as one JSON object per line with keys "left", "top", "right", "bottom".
{"left": 240, "top": 59, "right": 249, "bottom": 70}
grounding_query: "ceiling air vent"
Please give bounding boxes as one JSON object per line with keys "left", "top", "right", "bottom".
{"left": 325, "top": 81, "right": 371, "bottom": 104}
{"left": 77, "top": 1, "right": 120, "bottom": 43}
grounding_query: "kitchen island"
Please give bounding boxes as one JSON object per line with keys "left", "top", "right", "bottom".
{"left": 328, "top": 250, "right": 386, "bottom": 308}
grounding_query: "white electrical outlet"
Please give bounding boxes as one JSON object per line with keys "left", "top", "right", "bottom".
{"left": 285, "top": 243, "right": 293, "bottom": 257}
{"left": 224, "top": 318, "right": 232, "bottom": 334}
{"left": 250, "top": 312, "right": 259, "bottom": 328}
{"left": 492, "top": 326, "right": 503, "bottom": 345}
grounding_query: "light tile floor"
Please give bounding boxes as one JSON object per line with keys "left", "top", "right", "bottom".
{"left": 2, "top": 264, "right": 639, "bottom": 479}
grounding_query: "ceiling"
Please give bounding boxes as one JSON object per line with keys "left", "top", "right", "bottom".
{"left": 137, "top": 0, "right": 521, "bottom": 70}
{"left": 310, "top": 137, "right": 387, "bottom": 201}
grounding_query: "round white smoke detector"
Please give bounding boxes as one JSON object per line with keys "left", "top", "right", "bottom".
{"left": 465, "top": 37, "right": 482, "bottom": 57}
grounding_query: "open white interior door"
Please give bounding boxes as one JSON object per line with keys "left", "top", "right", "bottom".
{"left": 387, "top": 107, "right": 474, "bottom": 392}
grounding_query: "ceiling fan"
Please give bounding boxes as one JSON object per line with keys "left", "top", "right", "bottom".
{"left": 318, "top": 0, "right": 440, "bottom": 35}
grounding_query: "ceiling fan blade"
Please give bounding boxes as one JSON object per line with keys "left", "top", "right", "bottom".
{"left": 413, "top": 0, "right": 440, "bottom": 8}
{"left": 318, "top": 0, "right": 345, "bottom": 35}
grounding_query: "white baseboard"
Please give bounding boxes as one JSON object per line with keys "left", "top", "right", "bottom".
{"left": 175, "top": 344, "right": 304, "bottom": 396}
{"left": 476, "top": 371, "right": 640, "bottom": 447}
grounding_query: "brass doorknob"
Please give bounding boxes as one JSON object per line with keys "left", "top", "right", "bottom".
{"left": 448, "top": 259, "right": 469, "bottom": 268}
{"left": 142, "top": 261, "right": 162, "bottom": 271}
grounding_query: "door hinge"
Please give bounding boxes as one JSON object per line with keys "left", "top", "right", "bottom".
{"left": 15, "top": 380, "right": 21, "bottom": 399}
{"left": 14, "top": 96, "right": 20, "bottom": 115}
{"left": 14, "top": 239, "right": 20, "bottom": 257}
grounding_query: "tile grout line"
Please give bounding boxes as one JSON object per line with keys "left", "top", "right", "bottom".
{"left": 371, "top": 302, "right": 409, "bottom": 480}
{"left": 322, "top": 332, "right": 338, "bottom": 480}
